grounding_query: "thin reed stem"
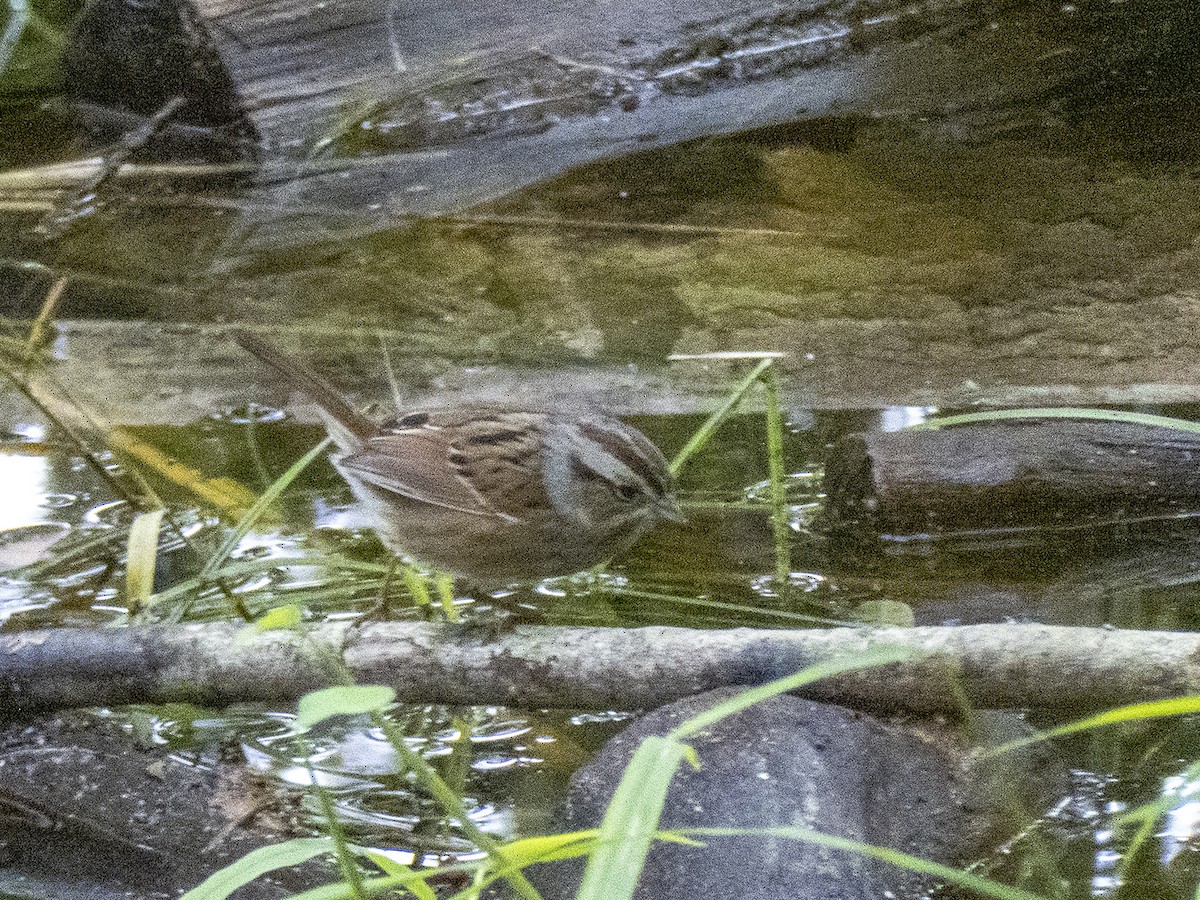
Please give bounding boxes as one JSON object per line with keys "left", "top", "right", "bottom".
{"left": 762, "top": 361, "right": 792, "bottom": 587}
{"left": 669, "top": 358, "right": 773, "bottom": 475}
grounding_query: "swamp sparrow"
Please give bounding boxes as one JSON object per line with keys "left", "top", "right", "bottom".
{"left": 232, "top": 331, "right": 683, "bottom": 582}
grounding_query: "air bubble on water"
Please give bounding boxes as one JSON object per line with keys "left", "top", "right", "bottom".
{"left": 472, "top": 720, "right": 532, "bottom": 743}
{"left": 570, "top": 710, "right": 635, "bottom": 726}
{"left": 232, "top": 544, "right": 276, "bottom": 562}
{"left": 472, "top": 755, "right": 518, "bottom": 771}
{"left": 750, "top": 571, "right": 826, "bottom": 598}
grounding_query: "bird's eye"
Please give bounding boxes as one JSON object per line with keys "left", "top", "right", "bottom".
{"left": 614, "top": 482, "right": 640, "bottom": 502}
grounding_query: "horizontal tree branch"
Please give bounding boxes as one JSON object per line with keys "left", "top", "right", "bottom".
{"left": 2, "top": 622, "right": 1198, "bottom": 717}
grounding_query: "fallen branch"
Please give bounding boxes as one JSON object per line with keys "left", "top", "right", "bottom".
{"left": 3, "top": 622, "right": 1199, "bottom": 717}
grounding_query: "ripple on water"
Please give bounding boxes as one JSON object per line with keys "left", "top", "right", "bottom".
{"left": 210, "top": 403, "right": 289, "bottom": 425}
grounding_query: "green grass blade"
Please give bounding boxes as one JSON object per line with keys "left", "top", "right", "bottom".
{"left": 986, "top": 695, "right": 1200, "bottom": 757}
{"left": 438, "top": 833, "right": 604, "bottom": 900}
{"left": 679, "top": 827, "right": 1051, "bottom": 900}
{"left": 306, "top": 751, "right": 367, "bottom": 900}
{"left": 762, "top": 361, "right": 791, "bottom": 585}
{"left": 125, "top": 507, "right": 165, "bottom": 613}
{"left": 285, "top": 868, "right": 450, "bottom": 899}
{"left": 497, "top": 831, "right": 599, "bottom": 865}
{"left": 201, "top": 436, "right": 332, "bottom": 580}
{"left": 669, "top": 358, "right": 773, "bottom": 475}
{"left": 576, "top": 648, "right": 923, "bottom": 900}
{"left": 180, "top": 837, "right": 334, "bottom": 900}
{"left": 612, "top": 586, "right": 844, "bottom": 625}
{"left": 434, "top": 572, "right": 460, "bottom": 622}
{"left": 401, "top": 565, "right": 433, "bottom": 609}
{"left": 370, "top": 712, "right": 544, "bottom": 900}
{"left": 575, "top": 735, "right": 693, "bottom": 900}
{"left": 148, "top": 553, "right": 390, "bottom": 609}
{"left": 671, "top": 645, "right": 923, "bottom": 740}
{"left": 360, "top": 852, "right": 437, "bottom": 900}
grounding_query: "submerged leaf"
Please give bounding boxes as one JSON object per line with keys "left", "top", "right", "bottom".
{"left": 296, "top": 685, "right": 396, "bottom": 729}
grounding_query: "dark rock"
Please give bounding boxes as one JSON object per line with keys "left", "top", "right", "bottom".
{"left": 530, "top": 690, "right": 1062, "bottom": 899}
{"left": 0, "top": 711, "right": 327, "bottom": 899}
{"left": 64, "top": 0, "right": 259, "bottom": 161}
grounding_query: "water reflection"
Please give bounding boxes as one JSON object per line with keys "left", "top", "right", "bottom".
{"left": 1160, "top": 774, "right": 1200, "bottom": 867}
{"left": 9, "top": 408, "right": 1200, "bottom": 632}
{"left": 0, "top": 452, "right": 50, "bottom": 529}
{"left": 879, "top": 405, "right": 937, "bottom": 432}
{"left": 232, "top": 704, "right": 549, "bottom": 860}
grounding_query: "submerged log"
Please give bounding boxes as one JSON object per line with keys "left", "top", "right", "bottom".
{"left": 819, "top": 421, "right": 1200, "bottom": 538}
{"left": 53, "top": 0, "right": 1190, "bottom": 250}
{"left": 3, "top": 620, "right": 1200, "bottom": 717}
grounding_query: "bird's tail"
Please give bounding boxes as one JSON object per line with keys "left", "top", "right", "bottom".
{"left": 231, "top": 329, "right": 376, "bottom": 452}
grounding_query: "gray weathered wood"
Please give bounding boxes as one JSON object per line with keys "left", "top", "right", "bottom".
{"left": 820, "top": 422, "right": 1200, "bottom": 538}
{"left": 3, "top": 621, "right": 1199, "bottom": 716}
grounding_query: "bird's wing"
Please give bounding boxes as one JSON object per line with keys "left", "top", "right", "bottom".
{"left": 338, "top": 410, "right": 550, "bottom": 522}
{"left": 340, "top": 431, "right": 503, "bottom": 518}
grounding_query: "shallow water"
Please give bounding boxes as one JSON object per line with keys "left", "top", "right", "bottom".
{"left": 5, "top": 407, "right": 1200, "bottom": 894}
{"left": 5, "top": 3, "right": 1200, "bottom": 892}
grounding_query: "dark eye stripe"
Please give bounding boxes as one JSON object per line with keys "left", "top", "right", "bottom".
{"left": 620, "top": 428, "right": 673, "bottom": 492}
{"left": 578, "top": 422, "right": 669, "bottom": 496}
{"left": 570, "top": 456, "right": 608, "bottom": 484}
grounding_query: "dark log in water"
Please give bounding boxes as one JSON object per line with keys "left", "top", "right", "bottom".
{"left": 819, "top": 421, "right": 1200, "bottom": 538}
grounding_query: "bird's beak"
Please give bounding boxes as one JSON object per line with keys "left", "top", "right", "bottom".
{"left": 657, "top": 495, "right": 687, "bottom": 524}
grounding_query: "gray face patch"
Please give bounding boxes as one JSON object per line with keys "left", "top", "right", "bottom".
{"left": 539, "top": 416, "right": 674, "bottom": 530}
